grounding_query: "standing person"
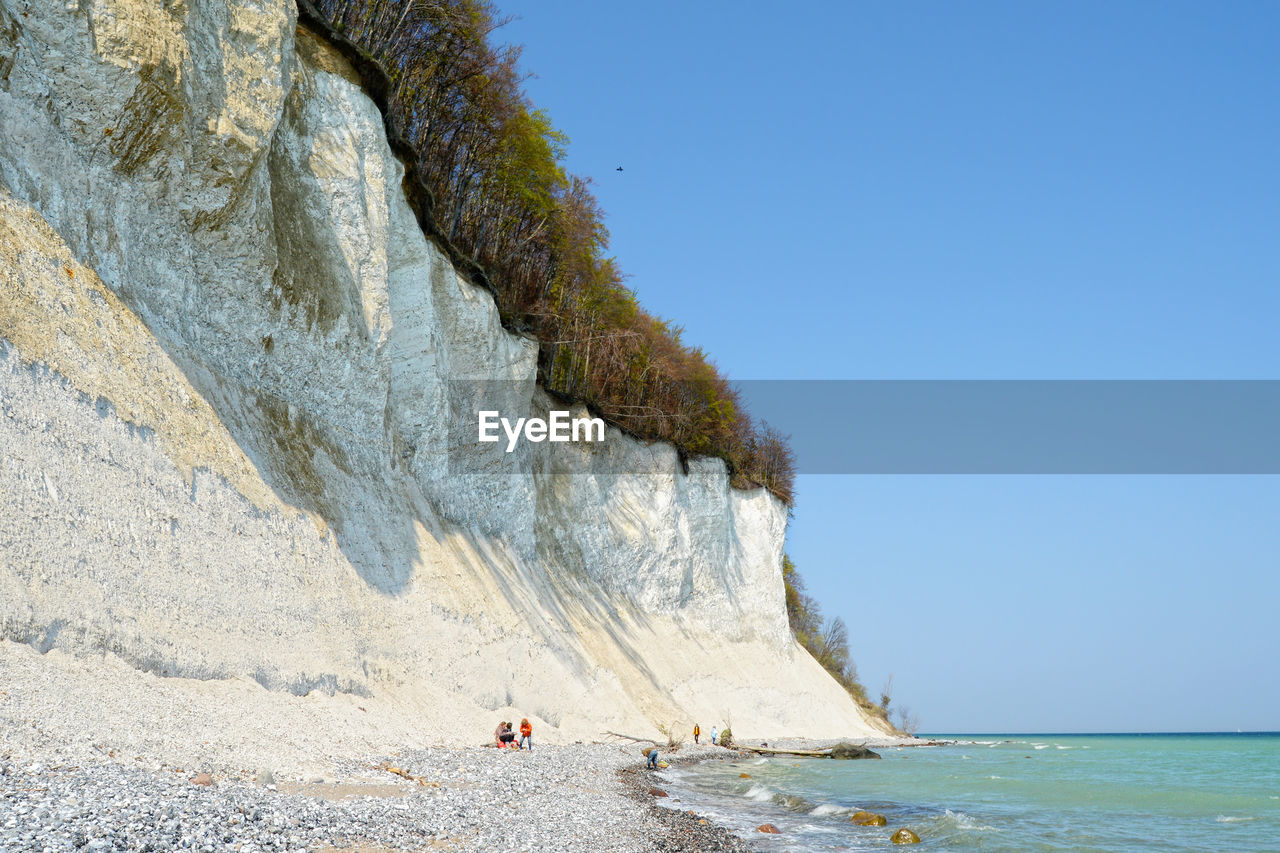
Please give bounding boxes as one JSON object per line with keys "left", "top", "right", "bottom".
{"left": 711, "top": 726, "right": 718, "bottom": 746}
{"left": 519, "top": 717, "right": 533, "bottom": 750}
{"left": 693, "top": 723, "right": 701, "bottom": 745}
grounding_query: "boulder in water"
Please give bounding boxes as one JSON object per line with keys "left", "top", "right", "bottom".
{"left": 891, "top": 828, "right": 921, "bottom": 844}
{"left": 829, "top": 742, "right": 882, "bottom": 760}
{"left": 756, "top": 824, "right": 781, "bottom": 834}
{"left": 852, "top": 812, "right": 887, "bottom": 826}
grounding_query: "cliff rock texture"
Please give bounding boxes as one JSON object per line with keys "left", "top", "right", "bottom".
{"left": 0, "top": 0, "right": 886, "bottom": 766}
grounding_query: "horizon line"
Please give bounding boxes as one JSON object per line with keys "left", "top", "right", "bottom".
{"left": 918, "top": 730, "right": 1279, "bottom": 736}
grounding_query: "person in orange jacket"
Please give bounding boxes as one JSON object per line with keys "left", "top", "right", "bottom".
{"left": 519, "top": 717, "right": 533, "bottom": 750}
{"left": 693, "top": 723, "right": 701, "bottom": 744}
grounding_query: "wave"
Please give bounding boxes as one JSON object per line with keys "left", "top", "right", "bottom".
{"left": 809, "top": 803, "right": 848, "bottom": 817}
{"left": 738, "top": 783, "right": 819, "bottom": 814}
{"left": 1216, "top": 815, "right": 1255, "bottom": 823}
{"left": 774, "top": 792, "right": 817, "bottom": 812}
{"left": 939, "top": 809, "right": 995, "bottom": 832}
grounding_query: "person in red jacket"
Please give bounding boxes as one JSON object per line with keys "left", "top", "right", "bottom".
{"left": 519, "top": 718, "right": 533, "bottom": 750}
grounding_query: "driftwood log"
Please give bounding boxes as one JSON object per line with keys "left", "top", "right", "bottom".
{"left": 737, "top": 743, "right": 882, "bottom": 759}
{"left": 602, "top": 730, "right": 659, "bottom": 745}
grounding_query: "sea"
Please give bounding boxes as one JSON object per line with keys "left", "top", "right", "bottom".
{"left": 656, "top": 733, "right": 1280, "bottom": 851}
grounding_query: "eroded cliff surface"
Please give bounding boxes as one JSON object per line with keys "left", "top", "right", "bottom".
{"left": 0, "top": 0, "right": 887, "bottom": 753}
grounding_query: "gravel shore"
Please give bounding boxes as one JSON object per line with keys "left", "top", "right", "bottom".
{"left": 617, "top": 745, "right": 750, "bottom": 853}
{"left": 0, "top": 646, "right": 917, "bottom": 851}
{"left": 0, "top": 743, "right": 757, "bottom": 852}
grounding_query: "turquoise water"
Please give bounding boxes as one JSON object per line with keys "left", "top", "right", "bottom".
{"left": 657, "top": 734, "right": 1280, "bottom": 851}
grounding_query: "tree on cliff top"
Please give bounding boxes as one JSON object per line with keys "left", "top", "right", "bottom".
{"left": 311, "top": 0, "right": 794, "bottom": 503}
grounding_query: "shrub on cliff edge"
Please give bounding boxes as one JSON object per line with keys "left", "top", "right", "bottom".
{"left": 307, "top": 0, "right": 796, "bottom": 503}
{"left": 783, "top": 554, "right": 891, "bottom": 722}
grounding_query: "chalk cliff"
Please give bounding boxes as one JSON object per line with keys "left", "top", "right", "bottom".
{"left": 0, "top": 0, "right": 887, "bottom": 759}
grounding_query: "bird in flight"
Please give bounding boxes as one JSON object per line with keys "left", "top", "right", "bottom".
{"left": 616, "top": 166, "right": 623, "bottom": 172}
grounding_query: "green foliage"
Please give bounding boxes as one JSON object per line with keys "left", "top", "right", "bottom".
{"left": 717, "top": 726, "right": 733, "bottom": 749}
{"left": 310, "top": 0, "right": 794, "bottom": 503}
{"left": 880, "top": 675, "right": 894, "bottom": 712}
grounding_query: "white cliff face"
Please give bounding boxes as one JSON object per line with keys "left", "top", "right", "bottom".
{"left": 0, "top": 0, "right": 887, "bottom": 755}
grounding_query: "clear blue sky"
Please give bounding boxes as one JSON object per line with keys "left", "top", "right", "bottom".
{"left": 497, "top": 1, "right": 1280, "bottom": 732}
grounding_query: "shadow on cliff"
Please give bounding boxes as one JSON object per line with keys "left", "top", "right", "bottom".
{"left": 436, "top": 514, "right": 669, "bottom": 700}
{"left": 154, "top": 331, "right": 679, "bottom": 653}
{"left": 168, "top": 350, "right": 427, "bottom": 595}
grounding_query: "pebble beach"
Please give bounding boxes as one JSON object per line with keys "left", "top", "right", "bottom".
{"left": 0, "top": 743, "right": 751, "bottom": 853}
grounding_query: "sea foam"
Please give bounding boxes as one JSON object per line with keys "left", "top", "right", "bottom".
{"left": 809, "top": 803, "right": 847, "bottom": 817}
{"left": 938, "top": 809, "right": 995, "bottom": 832}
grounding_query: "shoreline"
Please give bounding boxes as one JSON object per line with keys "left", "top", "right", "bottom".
{"left": 0, "top": 741, "right": 796, "bottom": 852}
{"left": 0, "top": 642, "right": 919, "bottom": 850}
{"left": 620, "top": 736, "right": 946, "bottom": 851}
{"left": 0, "top": 738, "right": 932, "bottom": 851}
{"left": 618, "top": 757, "right": 750, "bottom": 852}
{"left": 612, "top": 736, "right": 937, "bottom": 851}
{"left": 632, "top": 734, "right": 1280, "bottom": 852}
